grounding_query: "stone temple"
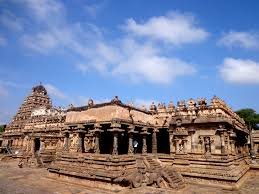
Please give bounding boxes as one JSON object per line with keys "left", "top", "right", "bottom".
{"left": 0, "top": 84, "right": 253, "bottom": 191}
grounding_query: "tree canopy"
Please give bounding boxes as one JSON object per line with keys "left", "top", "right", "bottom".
{"left": 0, "top": 125, "right": 6, "bottom": 133}
{"left": 235, "top": 109, "right": 259, "bottom": 130}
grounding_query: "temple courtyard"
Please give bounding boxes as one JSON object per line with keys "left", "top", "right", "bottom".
{"left": 0, "top": 160, "right": 259, "bottom": 194}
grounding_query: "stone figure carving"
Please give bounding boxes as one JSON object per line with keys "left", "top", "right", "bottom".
{"left": 204, "top": 137, "right": 211, "bottom": 153}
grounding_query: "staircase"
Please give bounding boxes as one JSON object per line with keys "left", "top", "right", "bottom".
{"left": 6, "top": 146, "right": 13, "bottom": 154}
{"left": 21, "top": 152, "right": 43, "bottom": 168}
{"left": 145, "top": 155, "right": 185, "bottom": 189}
{"left": 0, "top": 146, "right": 13, "bottom": 154}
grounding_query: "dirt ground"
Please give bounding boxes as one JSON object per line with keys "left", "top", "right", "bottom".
{"left": 0, "top": 159, "right": 259, "bottom": 194}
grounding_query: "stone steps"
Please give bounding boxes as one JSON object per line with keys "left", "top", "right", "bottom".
{"left": 144, "top": 155, "right": 185, "bottom": 190}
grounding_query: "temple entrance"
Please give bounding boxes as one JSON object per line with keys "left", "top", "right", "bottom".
{"left": 133, "top": 134, "right": 143, "bottom": 154}
{"left": 34, "top": 138, "right": 40, "bottom": 152}
{"left": 99, "top": 131, "right": 113, "bottom": 154}
{"left": 81, "top": 133, "right": 85, "bottom": 153}
{"left": 157, "top": 128, "right": 170, "bottom": 154}
{"left": 118, "top": 133, "right": 129, "bottom": 155}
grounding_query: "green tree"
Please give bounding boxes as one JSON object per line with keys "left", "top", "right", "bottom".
{"left": 236, "top": 109, "right": 259, "bottom": 130}
{"left": 0, "top": 125, "right": 5, "bottom": 133}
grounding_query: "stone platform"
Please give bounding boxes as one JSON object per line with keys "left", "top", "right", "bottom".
{"left": 1, "top": 159, "right": 259, "bottom": 194}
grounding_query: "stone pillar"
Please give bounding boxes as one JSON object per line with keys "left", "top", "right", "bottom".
{"left": 228, "top": 133, "right": 231, "bottom": 154}
{"left": 189, "top": 131, "right": 195, "bottom": 153}
{"left": 26, "top": 138, "right": 30, "bottom": 152}
{"left": 40, "top": 138, "right": 45, "bottom": 152}
{"left": 220, "top": 133, "right": 225, "bottom": 154}
{"left": 142, "top": 134, "right": 147, "bottom": 154}
{"left": 94, "top": 132, "right": 100, "bottom": 154}
{"left": 31, "top": 138, "right": 35, "bottom": 155}
{"left": 152, "top": 128, "right": 158, "bottom": 154}
{"left": 63, "top": 132, "right": 69, "bottom": 151}
{"left": 211, "top": 138, "right": 215, "bottom": 154}
{"left": 255, "top": 144, "right": 258, "bottom": 154}
{"left": 231, "top": 140, "right": 236, "bottom": 155}
{"left": 198, "top": 137, "right": 203, "bottom": 153}
{"left": 128, "top": 133, "right": 134, "bottom": 154}
{"left": 112, "top": 132, "right": 118, "bottom": 155}
{"left": 175, "top": 139, "right": 179, "bottom": 154}
{"left": 183, "top": 139, "right": 187, "bottom": 153}
{"left": 93, "top": 123, "right": 103, "bottom": 154}
{"left": 169, "top": 133, "right": 174, "bottom": 154}
{"left": 77, "top": 133, "right": 83, "bottom": 153}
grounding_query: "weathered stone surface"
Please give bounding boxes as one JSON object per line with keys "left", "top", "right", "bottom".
{"left": 0, "top": 84, "right": 254, "bottom": 191}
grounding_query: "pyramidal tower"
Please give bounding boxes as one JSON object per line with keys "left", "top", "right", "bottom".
{"left": 5, "top": 84, "right": 52, "bottom": 134}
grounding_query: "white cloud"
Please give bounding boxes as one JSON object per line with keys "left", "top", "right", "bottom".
{"left": 218, "top": 31, "right": 259, "bottom": 49}
{"left": 0, "top": 10, "right": 24, "bottom": 31}
{"left": 0, "top": 34, "right": 7, "bottom": 46}
{"left": 44, "top": 83, "right": 67, "bottom": 99}
{"left": 21, "top": 30, "right": 61, "bottom": 54}
{"left": 220, "top": 58, "right": 259, "bottom": 84}
{"left": 17, "top": 0, "right": 198, "bottom": 85}
{"left": 124, "top": 11, "right": 209, "bottom": 45}
{"left": 21, "top": 0, "right": 65, "bottom": 25}
{"left": 112, "top": 38, "right": 196, "bottom": 84}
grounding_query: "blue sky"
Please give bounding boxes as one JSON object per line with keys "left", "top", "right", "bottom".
{"left": 1, "top": 0, "right": 259, "bottom": 124}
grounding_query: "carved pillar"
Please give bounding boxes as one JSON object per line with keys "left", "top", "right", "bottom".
{"left": 94, "top": 132, "right": 100, "bottom": 154}
{"left": 26, "top": 137, "right": 30, "bottom": 152}
{"left": 112, "top": 132, "right": 118, "bottom": 155}
{"left": 229, "top": 130, "right": 236, "bottom": 155}
{"left": 230, "top": 140, "right": 235, "bottom": 155}
{"left": 77, "top": 133, "right": 83, "bottom": 153}
{"left": 218, "top": 126, "right": 226, "bottom": 155}
{"left": 152, "top": 128, "right": 158, "bottom": 154}
{"left": 31, "top": 138, "right": 35, "bottom": 155}
{"left": 93, "top": 123, "right": 104, "bottom": 154}
{"left": 169, "top": 133, "right": 174, "bottom": 154}
{"left": 198, "top": 137, "right": 203, "bottom": 153}
{"left": 142, "top": 134, "right": 147, "bottom": 154}
{"left": 175, "top": 139, "right": 179, "bottom": 154}
{"left": 108, "top": 120, "right": 123, "bottom": 155}
{"left": 183, "top": 139, "right": 188, "bottom": 153}
{"left": 40, "top": 138, "right": 45, "bottom": 152}
{"left": 63, "top": 132, "right": 69, "bottom": 151}
{"left": 75, "top": 125, "right": 85, "bottom": 153}
{"left": 211, "top": 137, "right": 215, "bottom": 153}
{"left": 189, "top": 129, "right": 195, "bottom": 153}
{"left": 220, "top": 133, "right": 225, "bottom": 154}
{"left": 127, "top": 125, "right": 135, "bottom": 154}
{"left": 141, "top": 127, "right": 148, "bottom": 154}
{"left": 128, "top": 133, "right": 134, "bottom": 154}
{"left": 23, "top": 136, "right": 28, "bottom": 151}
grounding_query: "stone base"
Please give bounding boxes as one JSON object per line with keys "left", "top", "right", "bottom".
{"left": 170, "top": 153, "right": 250, "bottom": 189}
{"left": 48, "top": 171, "right": 125, "bottom": 191}
{"left": 48, "top": 152, "right": 138, "bottom": 191}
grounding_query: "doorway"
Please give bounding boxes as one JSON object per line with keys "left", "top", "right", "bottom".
{"left": 157, "top": 128, "right": 170, "bottom": 154}
{"left": 99, "top": 130, "right": 113, "bottom": 154}
{"left": 34, "top": 138, "right": 40, "bottom": 152}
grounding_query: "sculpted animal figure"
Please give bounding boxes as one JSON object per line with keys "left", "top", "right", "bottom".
{"left": 113, "top": 170, "right": 145, "bottom": 188}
